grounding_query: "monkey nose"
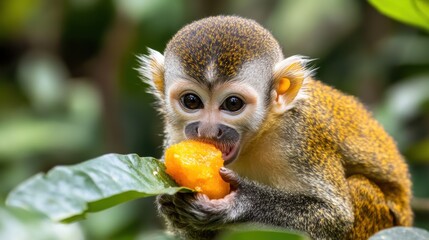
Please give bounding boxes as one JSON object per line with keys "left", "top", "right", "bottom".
{"left": 195, "top": 125, "right": 200, "bottom": 137}
{"left": 184, "top": 122, "right": 220, "bottom": 139}
{"left": 217, "top": 128, "right": 223, "bottom": 139}
{"left": 198, "top": 126, "right": 220, "bottom": 139}
{"left": 185, "top": 122, "right": 234, "bottom": 141}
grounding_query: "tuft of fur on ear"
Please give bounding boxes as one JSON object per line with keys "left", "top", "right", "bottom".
{"left": 273, "top": 55, "right": 314, "bottom": 80}
{"left": 272, "top": 55, "right": 315, "bottom": 112}
{"left": 137, "top": 48, "right": 165, "bottom": 104}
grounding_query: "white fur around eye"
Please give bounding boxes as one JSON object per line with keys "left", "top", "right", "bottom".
{"left": 166, "top": 82, "right": 209, "bottom": 120}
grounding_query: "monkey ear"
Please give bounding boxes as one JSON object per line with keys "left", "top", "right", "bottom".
{"left": 137, "top": 48, "right": 165, "bottom": 102}
{"left": 272, "top": 55, "right": 313, "bottom": 114}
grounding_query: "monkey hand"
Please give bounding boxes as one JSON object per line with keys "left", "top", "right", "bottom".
{"left": 156, "top": 167, "right": 250, "bottom": 239}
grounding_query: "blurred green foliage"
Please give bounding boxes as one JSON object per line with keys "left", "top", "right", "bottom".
{"left": 1, "top": 0, "right": 428, "bottom": 239}
{"left": 369, "top": 0, "right": 429, "bottom": 31}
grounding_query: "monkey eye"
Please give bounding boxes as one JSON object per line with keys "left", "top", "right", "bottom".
{"left": 221, "top": 96, "right": 245, "bottom": 112}
{"left": 181, "top": 93, "right": 203, "bottom": 110}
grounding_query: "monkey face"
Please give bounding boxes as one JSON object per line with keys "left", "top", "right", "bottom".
{"left": 163, "top": 62, "right": 271, "bottom": 165}
{"left": 140, "top": 16, "right": 311, "bottom": 165}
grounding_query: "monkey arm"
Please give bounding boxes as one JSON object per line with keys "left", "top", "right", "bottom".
{"left": 157, "top": 168, "right": 354, "bottom": 240}
{"left": 222, "top": 168, "right": 354, "bottom": 239}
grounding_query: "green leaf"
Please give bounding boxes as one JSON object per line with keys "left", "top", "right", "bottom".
{"left": 137, "top": 230, "right": 178, "bottom": 240}
{"left": 6, "top": 154, "right": 191, "bottom": 223}
{"left": 368, "top": 0, "right": 429, "bottom": 31}
{"left": 218, "top": 227, "right": 310, "bottom": 240}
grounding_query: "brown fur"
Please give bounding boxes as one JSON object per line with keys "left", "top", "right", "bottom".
{"left": 235, "top": 79, "right": 413, "bottom": 239}
{"left": 143, "top": 16, "right": 413, "bottom": 240}
{"left": 304, "top": 79, "right": 413, "bottom": 229}
{"left": 165, "top": 16, "right": 282, "bottom": 82}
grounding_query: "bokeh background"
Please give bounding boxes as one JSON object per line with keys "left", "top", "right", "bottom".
{"left": 1, "top": 0, "right": 428, "bottom": 239}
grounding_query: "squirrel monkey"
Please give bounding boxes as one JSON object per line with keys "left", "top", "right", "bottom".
{"left": 139, "top": 16, "right": 413, "bottom": 240}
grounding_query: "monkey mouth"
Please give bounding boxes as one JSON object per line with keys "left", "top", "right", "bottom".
{"left": 191, "top": 139, "right": 239, "bottom": 165}
{"left": 191, "top": 138, "right": 240, "bottom": 165}
{"left": 214, "top": 142, "right": 240, "bottom": 165}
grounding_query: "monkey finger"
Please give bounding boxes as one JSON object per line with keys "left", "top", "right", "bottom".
{"left": 173, "top": 220, "right": 190, "bottom": 229}
{"left": 172, "top": 194, "right": 197, "bottom": 209}
{"left": 158, "top": 201, "right": 176, "bottom": 215}
{"left": 157, "top": 195, "right": 179, "bottom": 214}
{"left": 169, "top": 212, "right": 190, "bottom": 229}
{"left": 171, "top": 195, "right": 215, "bottom": 221}
{"left": 157, "top": 194, "right": 174, "bottom": 205}
{"left": 219, "top": 167, "right": 241, "bottom": 189}
{"left": 175, "top": 204, "right": 206, "bottom": 222}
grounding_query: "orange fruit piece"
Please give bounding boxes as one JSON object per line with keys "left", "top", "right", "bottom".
{"left": 165, "top": 140, "right": 230, "bottom": 199}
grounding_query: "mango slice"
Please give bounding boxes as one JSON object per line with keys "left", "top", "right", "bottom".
{"left": 165, "top": 140, "right": 230, "bottom": 199}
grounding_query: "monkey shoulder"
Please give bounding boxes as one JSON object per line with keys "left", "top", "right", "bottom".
{"left": 298, "top": 79, "right": 408, "bottom": 181}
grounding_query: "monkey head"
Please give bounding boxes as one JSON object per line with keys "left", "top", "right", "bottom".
{"left": 139, "top": 16, "right": 312, "bottom": 165}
